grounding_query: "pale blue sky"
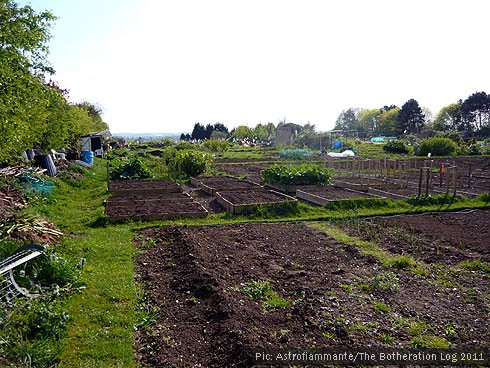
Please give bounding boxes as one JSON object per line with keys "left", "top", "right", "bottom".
{"left": 18, "top": 0, "right": 490, "bottom": 133}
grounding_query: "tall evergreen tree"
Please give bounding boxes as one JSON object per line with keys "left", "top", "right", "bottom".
{"left": 396, "top": 99, "right": 425, "bottom": 135}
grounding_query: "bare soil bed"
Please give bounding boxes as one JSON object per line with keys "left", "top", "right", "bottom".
{"left": 335, "top": 209, "right": 490, "bottom": 265}
{"left": 192, "top": 176, "right": 261, "bottom": 194}
{"left": 105, "top": 201, "right": 207, "bottom": 222}
{"left": 300, "top": 187, "right": 377, "bottom": 201}
{"left": 216, "top": 190, "right": 296, "bottom": 214}
{"left": 109, "top": 179, "right": 181, "bottom": 194}
{"left": 134, "top": 220, "right": 489, "bottom": 367}
{"left": 213, "top": 163, "right": 270, "bottom": 184}
{"left": 106, "top": 192, "right": 192, "bottom": 205}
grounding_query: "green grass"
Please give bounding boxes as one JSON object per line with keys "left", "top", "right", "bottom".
{"left": 16, "top": 151, "right": 489, "bottom": 366}
{"left": 31, "top": 159, "right": 139, "bottom": 367}
{"left": 241, "top": 279, "right": 290, "bottom": 312}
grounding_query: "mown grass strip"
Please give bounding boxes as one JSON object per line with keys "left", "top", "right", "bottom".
{"left": 32, "top": 160, "right": 138, "bottom": 367}
{"left": 310, "top": 222, "right": 428, "bottom": 275}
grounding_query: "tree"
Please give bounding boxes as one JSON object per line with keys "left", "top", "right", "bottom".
{"left": 191, "top": 122, "right": 206, "bottom": 140}
{"left": 358, "top": 109, "right": 380, "bottom": 137}
{"left": 230, "top": 125, "right": 253, "bottom": 140}
{"left": 334, "top": 108, "right": 359, "bottom": 131}
{"left": 76, "top": 101, "right": 108, "bottom": 132}
{"left": 377, "top": 106, "right": 399, "bottom": 136}
{"left": 396, "top": 99, "right": 425, "bottom": 135}
{"left": 433, "top": 103, "right": 462, "bottom": 131}
{"left": 461, "top": 91, "right": 490, "bottom": 132}
{"left": 0, "top": 1, "right": 56, "bottom": 162}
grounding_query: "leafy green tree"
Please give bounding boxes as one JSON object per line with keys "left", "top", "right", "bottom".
{"left": 377, "top": 106, "right": 399, "bottom": 136}
{"left": 191, "top": 122, "right": 207, "bottom": 140}
{"left": 433, "top": 103, "right": 462, "bottom": 131}
{"left": 75, "top": 101, "right": 108, "bottom": 132}
{"left": 0, "top": 1, "right": 56, "bottom": 162}
{"left": 231, "top": 125, "right": 253, "bottom": 140}
{"left": 358, "top": 109, "right": 381, "bottom": 137}
{"left": 396, "top": 99, "right": 425, "bottom": 135}
{"left": 253, "top": 123, "right": 270, "bottom": 141}
{"left": 334, "top": 108, "right": 359, "bottom": 131}
{"left": 461, "top": 91, "right": 490, "bottom": 132}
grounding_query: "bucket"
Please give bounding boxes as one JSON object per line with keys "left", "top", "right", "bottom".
{"left": 34, "top": 154, "right": 57, "bottom": 177}
{"left": 80, "top": 150, "right": 94, "bottom": 165}
{"left": 333, "top": 141, "right": 343, "bottom": 149}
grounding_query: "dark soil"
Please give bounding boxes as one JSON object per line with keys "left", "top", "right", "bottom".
{"left": 301, "top": 188, "right": 376, "bottom": 201}
{"left": 105, "top": 201, "right": 207, "bottom": 220}
{"left": 109, "top": 179, "right": 181, "bottom": 192}
{"left": 106, "top": 192, "right": 192, "bottom": 204}
{"left": 134, "top": 219, "right": 489, "bottom": 367}
{"left": 195, "top": 176, "right": 261, "bottom": 192}
{"left": 218, "top": 190, "right": 292, "bottom": 205}
{"left": 335, "top": 209, "right": 490, "bottom": 265}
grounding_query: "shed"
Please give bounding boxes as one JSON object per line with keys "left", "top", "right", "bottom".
{"left": 81, "top": 130, "right": 112, "bottom": 156}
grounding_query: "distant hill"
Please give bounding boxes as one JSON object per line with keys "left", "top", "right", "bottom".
{"left": 112, "top": 133, "right": 186, "bottom": 140}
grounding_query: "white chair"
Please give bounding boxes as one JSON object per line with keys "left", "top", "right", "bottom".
{"left": 50, "top": 149, "right": 66, "bottom": 160}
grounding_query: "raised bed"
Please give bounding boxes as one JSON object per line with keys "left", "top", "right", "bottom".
{"left": 190, "top": 176, "right": 261, "bottom": 195}
{"left": 108, "top": 179, "right": 181, "bottom": 195}
{"left": 264, "top": 183, "right": 326, "bottom": 194}
{"left": 105, "top": 201, "right": 208, "bottom": 223}
{"left": 297, "top": 187, "right": 382, "bottom": 206}
{"left": 106, "top": 192, "right": 193, "bottom": 206}
{"left": 215, "top": 189, "right": 296, "bottom": 214}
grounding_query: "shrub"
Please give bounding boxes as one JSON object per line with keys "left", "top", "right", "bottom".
{"left": 382, "top": 140, "right": 409, "bottom": 154}
{"left": 416, "top": 137, "right": 457, "bottom": 156}
{"left": 110, "top": 157, "right": 152, "bottom": 179}
{"left": 202, "top": 139, "right": 229, "bottom": 153}
{"left": 169, "top": 150, "right": 210, "bottom": 178}
{"left": 261, "top": 164, "right": 333, "bottom": 186}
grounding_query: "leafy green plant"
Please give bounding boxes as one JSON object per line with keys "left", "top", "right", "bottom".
{"left": 168, "top": 149, "right": 211, "bottom": 178}
{"left": 110, "top": 156, "right": 152, "bottom": 179}
{"left": 373, "top": 301, "right": 390, "bottom": 313}
{"left": 383, "top": 140, "right": 409, "bottom": 154}
{"left": 202, "top": 139, "right": 229, "bottom": 153}
{"left": 417, "top": 137, "right": 458, "bottom": 156}
{"left": 261, "top": 164, "right": 333, "bottom": 186}
{"left": 241, "top": 279, "right": 290, "bottom": 312}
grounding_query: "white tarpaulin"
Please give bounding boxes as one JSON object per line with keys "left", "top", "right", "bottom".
{"left": 327, "top": 150, "right": 355, "bottom": 158}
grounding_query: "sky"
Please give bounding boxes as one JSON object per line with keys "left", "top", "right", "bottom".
{"left": 18, "top": 0, "right": 490, "bottom": 134}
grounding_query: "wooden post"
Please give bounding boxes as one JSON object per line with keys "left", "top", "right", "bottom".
{"left": 446, "top": 167, "right": 451, "bottom": 196}
{"left": 106, "top": 161, "right": 110, "bottom": 192}
{"left": 467, "top": 163, "right": 472, "bottom": 188}
{"left": 439, "top": 164, "right": 443, "bottom": 188}
{"left": 425, "top": 167, "right": 430, "bottom": 196}
{"left": 453, "top": 166, "right": 458, "bottom": 196}
{"left": 418, "top": 168, "right": 423, "bottom": 197}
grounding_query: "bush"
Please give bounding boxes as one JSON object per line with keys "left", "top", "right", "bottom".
{"left": 261, "top": 164, "right": 333, "bottom": 186}
{"left": 110, "top": 157, "right": 152, "bottom": 179}
{"left": 416, "top": 137, "right": 457, "bottom": 157}
{"left": 202, "top": 139, "right": 229, "bottom": 153}
{"left": 169, "top": 150, "right": 210, "bottom": 178}
{"left": 382, "top": 140, "right": 409, "bottom": 154}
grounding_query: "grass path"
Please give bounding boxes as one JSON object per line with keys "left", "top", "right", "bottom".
{"left": 35, "top": 160, "right": 138, "bottom": 367}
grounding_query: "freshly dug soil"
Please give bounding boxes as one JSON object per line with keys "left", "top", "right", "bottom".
{"left": 335, "top": 209, "right": 490, "bottom": 264}
{"left": 134, "top": 219, "right": 489, "bottom": 367}
{"left": 109, "top": 179, "right": 181, "bottom": 192}
{"left": 106, "top": 192, "right": 191, "bottom": 204}
{"left": 217, "top": 190, "right": 292, "bottom": 205}
{"left": 301, "top": 188, "right": 375, "bottom": 201}
{"left": 105, "top": 201, "right": 207, "bottom": 220}
{"left": 195, "top": 176, "right": 261, "bottom": 191}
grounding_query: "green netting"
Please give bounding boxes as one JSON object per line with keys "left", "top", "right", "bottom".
{"left": 20, "top": 175, "right": 55, "bottom": 196}
{"left": 279, "top": 149, "right": 314, "bottom": 160}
